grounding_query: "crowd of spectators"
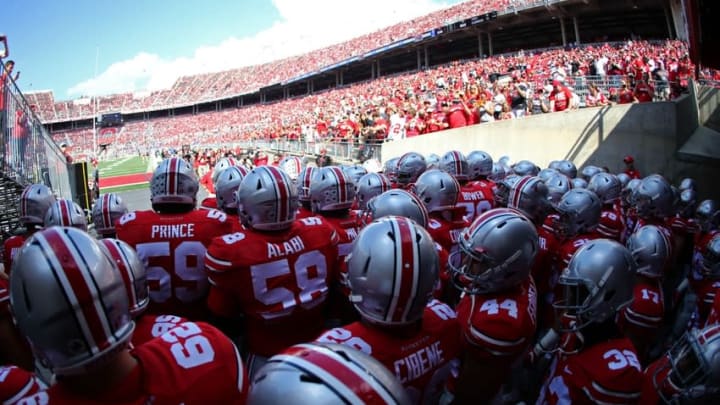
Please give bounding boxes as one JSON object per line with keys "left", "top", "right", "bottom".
{"left": 51, "top": 39, "right": 704, "bottom": 159}
{"left": 29, "top": 0, "right": 710, "bottom": 122}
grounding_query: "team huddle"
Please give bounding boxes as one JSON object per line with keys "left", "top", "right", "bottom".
{"left": 1, "top": 150, "right": 719, "bottom": 404}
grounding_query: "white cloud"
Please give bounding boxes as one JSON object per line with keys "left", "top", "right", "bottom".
{"left": 66, "top": 0, "right": 456, "bottom": 98}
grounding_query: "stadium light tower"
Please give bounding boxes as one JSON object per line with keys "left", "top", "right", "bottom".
{"left": 92, "top": 47, "right": 99, "bottom": 158}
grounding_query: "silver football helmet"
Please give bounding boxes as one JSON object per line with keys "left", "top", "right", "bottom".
{"left": 513, "top": 160, "right": 539, "bottom": 176}
{"left": 413, "top": 169, "right": 460, "bottom": 213}
{"left": 215, "top": 165, "right": 250, "bottom": 212}
{"left": 99, "top": 238, "right": 148, "bottom": 317}
{"left": 44, "top": 199, "right": 88, "bottom": 231}
{"left": 348, "top": 216, "right": 439, "bottom": 325}
{"left": 493, "top": 174, "right": 521, "bottom": 207}
{"left": 554, "top": 239, "right": 635, "bottom": 330}
{"left": 439, "top": 150, "right": 470, "bottom": 182}
{"left": 396, "top": 152, "right": 427, "bottom": 185}
{"left": 467, "top": 150, "right": 493, "bottom": 180}
{"left": 425, "top": 153, "right": 441, "bottom": 170}
{"left": 362, "top": 189, "right": 428, "bottom": 228}
{"left": 211, "top": 156, "right": 239, "bottom": 185}
{"left": 355, "top": 172, "right": 392, "bottom": 212}
{"left": 538, "top": 168, "right": 560, "bottom": 183}
{"left": 297, "top": 166, "right": 319, "bottom": 203}
{"left": 701, "top": 234, "right": 720, "bottom": 279}
{"left": 383, "top": 157, "right": 400, "bottom": 184}
{"left": 621, "top": 178, "right": 643, "bottom": 209}
{"left": 554, "top": 189, "right": 602, "bottom": 238}
{"left": 654, "top": 324, "right": 720, "bottom": 404}
{"left": 19, "top": 183, "right": 56, "bottom": 225}
{"left": 150, "top": 157, "right": 199, "bottom": 206}
{"left": 555, "top": 160, "right": 578, "bottom": 179}
{"left": 580, "top": 165, "right": 602, "bottom": 181}
{"left": 237, "top": 166, "right": 299, "bottom": 231}
{"left": 696, "top": 200, "right": 720, "bottom": 233}
{"left": 507, "top": 175, "right": 552, "bottom": 225}
{"left": 571, "top": 178, "right": 588, "bottom": 189}
{"left": 362, "top": 158, "right": 383, "bottom": 173}
{"left": 616, "top": 173, "right": 631, "bottom": 189}
{"left": 587, "top": 172, "right": 622, "bottom": 205}
{"left": 250, "top": 343, "right": 411, "bottom": 405}
{"left": 10, "top": 227, "right": 133, "bottom": 375}
{"left": 449, "top": 208, "right": 538, "bottom": 295}
{"left": 279, "top": 156, "right": 304, "bottom": 181}
{"left": 91, "top": 193, "right": 128, "bottom": 236}
{"left": 545, "top": 173, "right": 573, "bottom": 207}
{"left": 310, "top": 166, "right": 356, "bottom": 212}
{"left": 341, "top": 164, "right": 367, "bottom": 185}
{"left": 632, "top": 175, "right": 675, "bottom": 219}
{"left": 489, "top": 162, "right": 508, "bottom": 182}
{"left": 679, "top": 177, "right": 697, "bottom": 192}
{"left": 626, "top": 225, "right": 672, "bottom": 279}
{"left": 677, "top": 189, "right": 698, "bottom": 219}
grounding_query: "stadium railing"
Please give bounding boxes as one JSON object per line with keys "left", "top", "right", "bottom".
{"left": 1, "top": 58, "right": 72, "bottom": 197}
{"left": 246, "top": 139, "right": 383, "bottom": 164}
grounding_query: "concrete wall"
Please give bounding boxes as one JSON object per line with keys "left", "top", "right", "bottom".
{"left": 381, "top": 88, "right": 720, "bottom": 200}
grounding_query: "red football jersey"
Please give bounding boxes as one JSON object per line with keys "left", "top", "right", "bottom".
{"left": 2, "top": 234, "right": 28, "bottom": 275}
{"left": 456, "top": 277, "right": 537, "bottom": 360}
{"left": 131, "top": 314, "right": 189, "bottom": 347}
{"left": 318, "top": 211, "right": 361, "bottom": 297}
{"left": 205, "top": 216, "right": 340, "bottom": 357}
{"left": 456, "top": 180, "right": 494, "bottom": 223}
{"left": 316, "top": 300, "right": 461, "bottom": 404}
{"left": 690, "top": 230, "right": 720, "bottom": 282}
{"left": 115, "top": 209, "right": 233, "bottom": 320}
{"left": 597, "top": 202, "right": 627, "bottom": 243}
{"left": 0, "top": 365, "right": 45, "bottom": 404}
{"left": 295, "top": 206, "right": 315, "bottom": 220}
{"left": 620, "top": 278, "right": 664, "bottom": 352}
{"left": 35, "top": 322, "right": 247, "bottom": 404}
{"left": 538, "top": 337, "right": 643, "bottom": 404}
{"left": 426, "top": 214, "right": 468, "bottom": 256}
{"left": 556, "top": 233, "right": 603, "bottom": 270}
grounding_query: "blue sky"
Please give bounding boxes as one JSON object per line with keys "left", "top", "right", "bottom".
{"left": 3, "top": 0, "right": 463, "bottom": 100}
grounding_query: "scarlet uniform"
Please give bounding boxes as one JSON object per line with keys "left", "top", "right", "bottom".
{"left": 116, "top": 209, "right": 232, "bottom": 320}
{"left": 456, "top": 180, "right": 495, "bottom": 223}
{"left": 620, "top": 278, "right": 665, "bottom": 351}
{"left": 205, "top": 217, "right": 340, "bottom": 357}
{"left": 33, "top": 322, "right": 247, "bottom": 404}
{"left": 689, "top": 230, "right": 720, "bottom": 323}
{"left": 2, "top": 234, "right": 29, "bottom": 275}
{"left": 0, "top": 365, "right": 45, "bottom": 404}
{"left": 597, "top": 202, "right": 627, "bottom": 243}
{"left": 534, "top": 225, "right": 562, "bottom": 328}
{"left": 426, "top": 214, "right": 469, "bottom": 255}
{"left": 295, "top": 206, "right": 315, "bottom": 220}
{"left": 557, "top": 233, "right": 602, "bottom": 270}
{"left": 455, "top": 277, "right": 537, "bottom": 399}
{"left": 199, "top": 170, "right": 215, "bottom": 194}
{"left": 316, "top": 300, "right": 461, "bottom": 403}
{"left": 320, "top": 212, "right": 361, "bottom": 295}
{"left": 131, "top": 314, "right": 188, "bottom": 347}
{"left": 538, "top": 337, "right": 643, "bottom": 404}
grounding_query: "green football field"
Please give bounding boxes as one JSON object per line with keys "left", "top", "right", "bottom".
{"left": 98, "top": 156, "right": 152, "bottom": 177}
{"left": 99, "top": 156, "right": 156, "bottom": 193}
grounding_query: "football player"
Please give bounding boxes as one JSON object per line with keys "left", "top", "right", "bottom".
{"left": 295, "top": 166, "right": 318, "bottom": 220}
{"left": 538, "top": 239, "right": 642, "bottom": 404}
{"left": 641, "top": 323, "right": 720, "bottom": 404}
{"left": 116, "top": 157, "right": 232, "bottom": 320}
{"left": 587, "top": 172, "right": 626, "bottom": 243}
{"left": 440, "top": 150, "right": 493, "bottom": 223}
{"left": 354, "top": 172, "right": 391, "bottom": 212}
{"left": 249, "top": 343, "right": 411, "bottom": 404}
{"left": 10, "top": 227, "right": 247, "bottom": 403}
{"left": 278, "top": 155, "right": 304, "bottom": 182}
{"left": 317, "top": 216, "right": 460, "bottom": 403}
{"left": 553, "top": 188, "right": 603, "bottom": 270}
{"left": 2, "top": 184, "right": 55, "bottom": 275}
{"left": 621, "top": 225, "right": 672, "bottom": 362}
{"left": 99, "top": 238, "right": 188, "bottom": 347}
{"left": 91, "top": 193, "right": 128, "bottom": 238}
{"left": 204, "top": 166, "right": 340, "bottom": 375}
{"left": 395, "top": 152, "right": 427, "bottom": 191}
{"left": 43, "top": 198, "right": 88, "bottom": 231}
{"left": 214, "top": 165, "right": 250, "bottom": 231}
{"left": 413, "top": 169, "right": 468, "bottom": 255}
{"left": 200, "top": 156, "right": 239, "bottom": 209}
{"left": 0, "top": 365, "right": 46, "bottom": 403}
{"left": 449, "top": 208, "right": 539, "bottom": 403}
